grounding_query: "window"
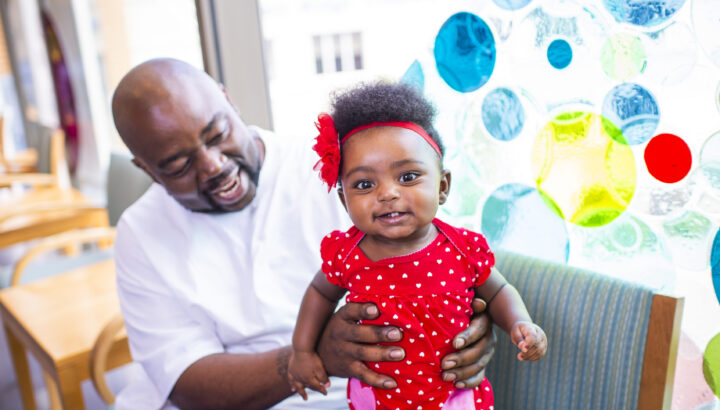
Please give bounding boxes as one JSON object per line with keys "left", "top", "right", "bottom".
{"left": 312, "top": 32, "right": 363, "bottom": 75}
{"left": 89, "top": 0, "right": 203, "bottom": 151}
{"left": 258, "top": 0, "right": 466, "bottom": 137}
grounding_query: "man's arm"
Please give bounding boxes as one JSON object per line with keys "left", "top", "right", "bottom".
{"left": 168, "top": 299, "right": 496, "bottom": 409}
{"left": 169, "top": 349, "right": 293, "bottom": 410}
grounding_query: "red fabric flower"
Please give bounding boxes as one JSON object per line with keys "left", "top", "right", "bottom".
{"left": 312, "top": 113, "right": 341, "bottom": 192}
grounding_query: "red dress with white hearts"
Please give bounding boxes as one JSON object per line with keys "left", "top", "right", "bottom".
{"left": 320, "top": 218, "right": 495, "bottom": 410}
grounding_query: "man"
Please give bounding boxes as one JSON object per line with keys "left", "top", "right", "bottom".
{"left": 111, "top": 58, "right": 494, "bottom": 409}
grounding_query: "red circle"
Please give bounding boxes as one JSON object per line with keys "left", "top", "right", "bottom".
{"left": 644, "top": 133, "right": 692, "bottom": 183}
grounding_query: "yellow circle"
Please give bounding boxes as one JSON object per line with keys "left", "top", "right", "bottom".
{"left": 705, "top": 333, "right": 720, "bottom": 397}
{"left": 532, "top": 111, "right": 636, "bottom": 227}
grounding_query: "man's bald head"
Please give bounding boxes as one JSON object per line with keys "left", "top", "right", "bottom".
{"left": 112, "top": 58, "right": 223, "bottom": 151}
{"left": 110, "top": 59, "right": 264, "bottom": 213}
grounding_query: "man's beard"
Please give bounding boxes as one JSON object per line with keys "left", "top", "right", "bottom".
{"left": 199, "top": 156, "right": 261, "bottom": 214}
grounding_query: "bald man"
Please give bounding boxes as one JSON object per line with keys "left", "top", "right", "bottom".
{"left": 111, "top": 58, "right": 495, "bottom": 409}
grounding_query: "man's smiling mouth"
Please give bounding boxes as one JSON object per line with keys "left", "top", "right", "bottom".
{"left": 213, "top": 174, "right": 242, "bottom": 199}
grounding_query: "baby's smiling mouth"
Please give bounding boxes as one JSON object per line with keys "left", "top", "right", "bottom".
{"left": 375, "top": 211, "right": 411, "bottom": 223}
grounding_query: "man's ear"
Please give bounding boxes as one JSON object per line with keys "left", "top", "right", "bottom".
{"left": 336, "top": 187, "right": 348, "bottom": 211}
{"left": 132, "top": 157, "right": 159, "bottom": 183}
{"left": 438, "top": 169, "right": 451, "bottom": 205}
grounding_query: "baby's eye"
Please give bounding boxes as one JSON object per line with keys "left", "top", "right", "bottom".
{"left": 353, "top": 180, "right": 373, "bottom": 190}
{"left": 399, "top": 172, "right": 419, "bottom": 183}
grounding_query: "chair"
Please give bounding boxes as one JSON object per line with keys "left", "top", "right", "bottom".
{"left": 89, "top": 313, "right": 126, "bottom": 406}
{"left": 106, "top": 151, "right": 152, "bottom": 226}
{"left": 486, "top": 250, "right": 683, "bottom": 410}
{"left": 0, "top": 227, "right": 130, "bottom": 410}
{"left": 0, "top": 126, "right": 69, "bottom": 189}
{"left": 0, "top": 116, "right": 38, "bottom": 174}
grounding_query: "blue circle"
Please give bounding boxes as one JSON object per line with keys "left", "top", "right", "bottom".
{"left": 547, "top": 39, "right": 573, "bottom": 69}
{"left": 482, "top": 88, "right": 526, "bottom": 141}
{"left": 602, "top": 0, "right": 686, "bottom": 28}
{"left": 481, "top": 183, "right": 569, "bottom": 264}
{"left": 434, "top": 12, "right": 496, "bottom": 93}
{"left": 602, "top": 83, "right": 659, "bottom": 145}
{"left": 712, "top": 229, "right": 720, "bottom": 306}
{"left": 492, "top": 0, "right": 533, "bottom": 11}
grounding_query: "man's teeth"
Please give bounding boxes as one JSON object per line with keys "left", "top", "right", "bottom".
{"left": 217, "top": 176, "right": 240, "bottom": 197}
{"left": 384, "top": 212, "right": 401, "bottom": 217}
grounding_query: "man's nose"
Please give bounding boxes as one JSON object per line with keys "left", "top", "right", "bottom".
{"left": 197, "top": 146, "right": 226, "bottom": 182}
{"left": 377, "top": 181, "right": 399, "bottom": 202}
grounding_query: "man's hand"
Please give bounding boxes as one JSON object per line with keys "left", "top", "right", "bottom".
{"left": 440, "top": 298, "right": 496, "bottom": 389}
{"left": 317, "top": 302, "right": 404, "bottom": 389}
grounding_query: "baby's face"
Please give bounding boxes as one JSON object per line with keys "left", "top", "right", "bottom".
{"left": 339, "top": 126, "right": 450, "bottom": 244}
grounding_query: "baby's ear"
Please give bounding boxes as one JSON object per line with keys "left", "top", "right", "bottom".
{"left": 336, "top": 187, "right": 348, "bottom": 211}
{"left": 438, "top": 170, "right": 451, "bottom": 205}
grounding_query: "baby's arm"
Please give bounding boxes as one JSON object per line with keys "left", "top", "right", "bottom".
{"left": 475, "top": 268, "right": 547, "bottom": 361}
{"left": 289, "top": 271, "right": 347, "bottom": 400}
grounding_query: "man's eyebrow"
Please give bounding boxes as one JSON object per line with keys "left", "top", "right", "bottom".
{"left": 200, "top": 113, "right": 220, "bottom": 138}
{"left": 158, "top": 113, "right": 220, "bottom": 168}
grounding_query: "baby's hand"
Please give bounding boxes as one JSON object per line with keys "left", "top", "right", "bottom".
{"left": 288, "top": 350, "right": 331, "bottom": 400}
{"left": 510, "top": 321, "right": 547, "bottom": 361}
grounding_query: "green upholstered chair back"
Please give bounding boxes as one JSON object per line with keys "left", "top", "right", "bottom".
{"left": 106, "top": 151, "right": 152, "bottom": 226}
{"left": 486, "top": 250, "right": 659, "bottom": 410}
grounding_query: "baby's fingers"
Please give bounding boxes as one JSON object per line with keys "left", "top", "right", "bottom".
{"left": 292, "top": 382, "right": 309, "bottom": 401}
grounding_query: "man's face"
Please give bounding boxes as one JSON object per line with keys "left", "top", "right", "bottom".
{"left": 129, "top": 84, "right": 263, "bottom": 213}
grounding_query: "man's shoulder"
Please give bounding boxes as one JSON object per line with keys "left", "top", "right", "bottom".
{"left": 116, "top": 183, "right": 188, "bottom": 239}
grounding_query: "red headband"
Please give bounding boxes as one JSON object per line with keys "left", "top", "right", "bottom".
{"left": 341, "top": 121, "right": 442, "bottom": 156}
{"left": 312, "top": 113, "right": 441, "bottom": 192}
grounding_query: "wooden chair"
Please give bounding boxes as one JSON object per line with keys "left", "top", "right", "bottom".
{"left": 0, "top": 227, "right": 131, "bottom": 410}
{"left": 0, "top": 116, "right": 38, "bottom": 174}
{"left": 0, "top": 199, "right": 109, "bottom": 249}
{"left": 90, "top": 313, "right": 126, "bottom": 406}
{"left": 486, "top": 250, "right": 684, "bottom": 410}
{"left": 0, "top": 127, "right": 69, "bottom": 189}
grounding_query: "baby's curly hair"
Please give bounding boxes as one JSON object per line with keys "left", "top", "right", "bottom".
{"left": 330, "top": 81, "right": 445, "bottom": 160}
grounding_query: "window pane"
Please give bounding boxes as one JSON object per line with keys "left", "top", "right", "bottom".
{"left": 90, "top": 0, "right": 203, "bottom": 151}
{"left": 258, "top": 0, "right": 474, "bottom": 137}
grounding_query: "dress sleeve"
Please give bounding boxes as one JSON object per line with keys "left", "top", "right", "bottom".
{"left": 319, "top": 230, "right": 348, "bottom": 288}
{"left": 458, "top": 228, "right": 496, "bottom": 287}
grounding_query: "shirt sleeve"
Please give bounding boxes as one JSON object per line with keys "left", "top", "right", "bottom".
{"left": 457, "top": 227, "right": 496, "bottom": 287}
{"left": 319, "top": 230, "right": 348, "bottom": 288}
{"left": 115, "top": 220, "right": 224, "bottom": 405}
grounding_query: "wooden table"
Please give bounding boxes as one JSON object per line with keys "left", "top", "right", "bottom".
{"left": 0, "top": 187, "right": 108, "bottom": 249}
{"left": 0, "top": 259, "right": 131, "bottom": 410}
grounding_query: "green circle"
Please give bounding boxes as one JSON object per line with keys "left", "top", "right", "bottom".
{"left": 704, "top": 333, "right": 720, "bottom": 397}
{"left": 601, "top": 33, "right": 647, "bottom": 80}
{"left": 532, "top": 111, "right": 636, "bottom": 227}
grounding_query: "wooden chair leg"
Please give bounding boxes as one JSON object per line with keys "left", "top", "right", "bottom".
{"left": 56, "top": 365, "right": 86, "bottom": 410}
{"left": 5, "top": 324, "right": 37, "bottom": 410}
{"left": 42, "top": 371, "right": 63, "bottom": 410}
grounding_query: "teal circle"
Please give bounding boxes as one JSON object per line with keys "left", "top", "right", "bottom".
{"left": 434, "top": 12, "right": 496, "bottom": 93}
{"left": 481, "top": 183, "right": 569, "bottom": 263}
{"left": 547, "top": 39, "right": 573, "bottom": 69}
{"left": 712, "top": 229, "right": 720, "bottom": 306}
